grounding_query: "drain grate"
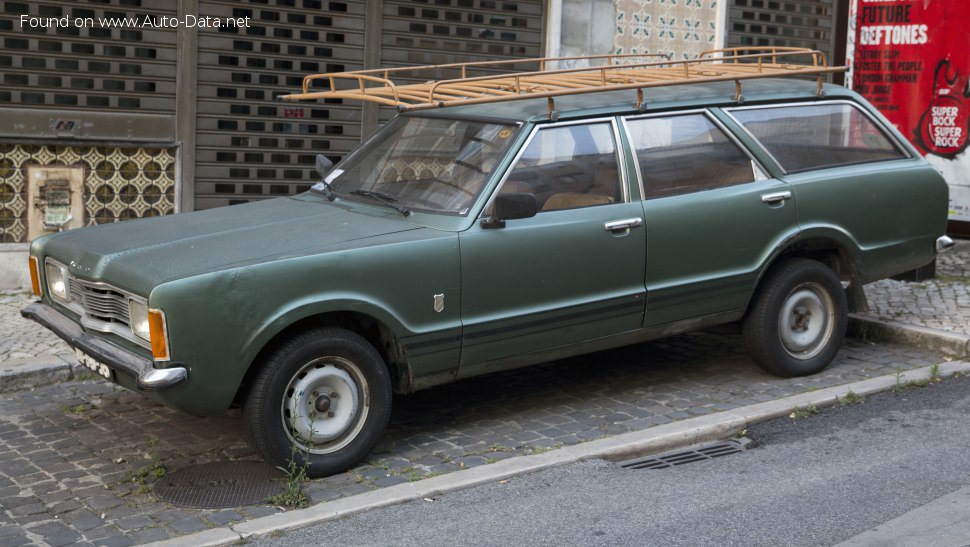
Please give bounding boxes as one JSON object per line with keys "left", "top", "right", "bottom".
{"left": 618, "top": 439, "right": 750, "bottom": 470}
{"left": 153, "top": 461, "right": 286, "bottom": 509}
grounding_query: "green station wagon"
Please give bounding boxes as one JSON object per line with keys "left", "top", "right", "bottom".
{"left": 23, "top": 49, "right": 951, "bottom": 476}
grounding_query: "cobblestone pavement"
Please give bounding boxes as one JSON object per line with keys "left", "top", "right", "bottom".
{"left": 0, "top": 333, "right": 943, "bottom": 545}
{"left": 863, "top": 239, "right": 970, "bottom": 335}
{"left": 0, "top": 293, "right": 71, "bottom": 363}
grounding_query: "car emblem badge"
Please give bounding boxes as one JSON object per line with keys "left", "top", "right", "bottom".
{"left": 433, "top": 293, "right": 445, "bottom": 313}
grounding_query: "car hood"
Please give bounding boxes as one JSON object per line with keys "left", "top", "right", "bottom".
{"left": 41, "top": 197, "right": 421, "bottom": 296}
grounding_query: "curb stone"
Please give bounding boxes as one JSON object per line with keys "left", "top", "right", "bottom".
{"left": 848, "top": 313, "right": 970, "bottom": 358}
{"left": 0, "top": 355, "right": 76, "bottom": 393}
{"left": 149, "top": 360, "right": 970, "bottom": 547}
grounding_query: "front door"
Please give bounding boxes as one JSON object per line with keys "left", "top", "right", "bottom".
{"left": 458, "top": 119, "right": 647, "bottom": 372}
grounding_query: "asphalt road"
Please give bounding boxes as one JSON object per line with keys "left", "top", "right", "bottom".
{"left": 261, "top": 373, "right": 970, "bottom": 546}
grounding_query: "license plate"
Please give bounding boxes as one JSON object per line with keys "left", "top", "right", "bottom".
{"left": 75, "top": 348, "right": 114, "bottom": 380}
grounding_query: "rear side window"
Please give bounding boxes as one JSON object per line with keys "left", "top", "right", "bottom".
{"left": 626, "top": 113, "right": 756, "bottom": 199}
{"left": 729, "top": 103, "right": 906, "bottom": 173}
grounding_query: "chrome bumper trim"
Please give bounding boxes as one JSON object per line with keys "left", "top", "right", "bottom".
{"left": 20, "top": 302, "right": 187, "bottom": 392}
{"left": 937, "top": 235, "right": 955, "bottom": 253}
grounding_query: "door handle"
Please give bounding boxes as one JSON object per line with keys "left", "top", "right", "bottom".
{"left": 604, "top": 218, "right": 643, "bottom": 232}
{"left": 761, "top": 191, "right": 792, "bottom": 204}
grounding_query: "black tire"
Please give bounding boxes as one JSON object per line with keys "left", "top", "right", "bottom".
{"left": 743, "top": 258, "right": 847, "bottom": 377}
{"left": 244, "top": 327, "right": 392, "bottom": 477}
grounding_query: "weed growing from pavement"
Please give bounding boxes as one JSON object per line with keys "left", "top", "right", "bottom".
{"left": 350, "top": 470, "right": 365, "bottom": 484}
{"left": 63, "top": 403, "right": 87, "bottom": 414}
{"left": 125, "top": 436, "right": 167, "bottom": 494}
{"left": 788, "top": 405, "right": 818, "bottom": 420}
{"left": 464, "top": 443, "right": 513, "bottom": 456}
{"left": 268, "top": 421, "right": 310, "bottom": 509}
{"left": 73, "top": 371, "right": 102, "bottom": 382}
{"left": 839, "top": 391, "right": 864, "bottom": 405}
{"left": 935, "top": 273, "right": 970, "bottom": 285}
{"left": 526, "top": 444, "right": 561, "bottom": 455}
{"left": 892, "top": 370, "right": 905, "bottom": 393}
{"left": 930, "top": 363, "right": 941, "bottom": 381}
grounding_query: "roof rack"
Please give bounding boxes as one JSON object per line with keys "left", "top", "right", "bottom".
{"left": 279, "top": 47, "right": 846, "bottom": 117}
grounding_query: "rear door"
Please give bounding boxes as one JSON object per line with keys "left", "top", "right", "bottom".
{"left": 624, "top": 111, "right": 800, "bottom": 327}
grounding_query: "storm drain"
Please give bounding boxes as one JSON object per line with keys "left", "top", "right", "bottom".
{"left": 618, "top": 438, "right": 751, "bottom": 470}
{"left": 153, "top": 461, "right": 286, "bottom": 509}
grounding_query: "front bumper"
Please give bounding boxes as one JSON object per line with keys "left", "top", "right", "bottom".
{"left": 21, "top": 302, "right": 187, "bottom": 391}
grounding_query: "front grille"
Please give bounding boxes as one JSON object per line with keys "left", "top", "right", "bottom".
{"left": 68, "top": 278, "right": 131, "bottom": 327}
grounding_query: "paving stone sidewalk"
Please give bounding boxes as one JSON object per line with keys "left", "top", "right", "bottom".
{"left": 0, "top": 240, "right": 965, "bottom": 545}
{"left": 0, "top": 331, "right": 945, "bottom": 546}
{"left": 863, "top": 239, "right": 970, "bottom": 335}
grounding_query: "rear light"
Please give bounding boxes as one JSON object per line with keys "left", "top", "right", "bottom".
{"left": 28, "top": 256, "right": 41, "bottom": 297}
{"left": 148, "top": 308, "right": 171, "bottom": 361}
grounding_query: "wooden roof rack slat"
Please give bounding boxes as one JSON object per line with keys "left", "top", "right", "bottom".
{"left": 278, "top": 48, "right": 845, "bottom": 115}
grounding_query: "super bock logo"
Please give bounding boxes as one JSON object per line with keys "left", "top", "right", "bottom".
{"left": 915, "top": 60, "right": 970, "bottom": 159}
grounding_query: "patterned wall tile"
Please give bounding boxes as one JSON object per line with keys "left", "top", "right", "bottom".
{"left": 0, "top": 144, "right": 176, "bottom": 243}
{"left": 614, "top": 0, "right": 718, "bottom": 60}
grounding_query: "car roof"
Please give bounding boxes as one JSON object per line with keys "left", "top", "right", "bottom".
{"left": 409, "top": 79, "right": 858, "bottom": 123}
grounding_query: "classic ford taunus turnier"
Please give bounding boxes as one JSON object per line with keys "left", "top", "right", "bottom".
{"left": 23, "top": 49, "right": 951, "bottom": 476}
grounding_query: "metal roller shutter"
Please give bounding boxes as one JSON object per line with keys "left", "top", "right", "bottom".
{"left": 728, "top": 0, "right": 837, "bottom": 61}
{"left": 194, "top": 0, "right": 367, "bottom": 209}
{"left": 0, "top": 0, "right": 177, "bottom": 113}
{"left": 378, "top": 0, "right": 545, "bottom": 122}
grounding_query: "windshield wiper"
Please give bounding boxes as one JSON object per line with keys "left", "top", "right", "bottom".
{"left": 350, "top": 190, "right": 411, "bottom": 217}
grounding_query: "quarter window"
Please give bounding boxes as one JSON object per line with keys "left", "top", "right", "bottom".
{"left": 730, "top": 103, "right": 906, "bottom": 173}
{"left": 497, "top": 122, "right": 621, "bottom": 211}
{"left": 627, "top": 114, "right": 756, "bottom": 199}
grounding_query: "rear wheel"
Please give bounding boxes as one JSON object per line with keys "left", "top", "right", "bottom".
{"left": 244, "top": 327, "right": 392, "bottom": 477}
{"left": 743, "top": 258, "right": 847, "bottom": 377}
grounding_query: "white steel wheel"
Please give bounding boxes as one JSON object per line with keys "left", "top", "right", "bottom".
{"left": 776, "top": 281, "right": 836, "bottom": 360}
{"left": 282, "top": 357, "right": 369, "bottom": 455}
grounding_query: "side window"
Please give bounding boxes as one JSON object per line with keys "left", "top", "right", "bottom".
{"left": 730, "top": 103, "right": 907, "bottom": 173}
{"left": 497, "top": 122, "right": 621, "bottom": 212}
{"left": 627, "top": 114, "right": 756, "bottom": 199}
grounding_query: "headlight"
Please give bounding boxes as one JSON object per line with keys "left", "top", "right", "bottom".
{"left": 45, "top": 262, "right": 70, "bottom": 302}
{"left": 129, "top": 299, "right": 151, "bottom": 341}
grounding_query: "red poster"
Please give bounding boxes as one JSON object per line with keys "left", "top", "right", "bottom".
{"left": 848, "top": 0, "right": 970, "bottom": 223}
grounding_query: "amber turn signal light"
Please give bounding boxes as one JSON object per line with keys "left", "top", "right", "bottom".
{"left": 148, "top": 308, "right": 171, "bottom": 361}
{"left": 28, "top": 256, "right": 41, "bottom": 297}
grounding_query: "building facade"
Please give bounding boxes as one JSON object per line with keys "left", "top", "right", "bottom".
{"left": 0, "top": 0, "right": 844, "bottom": 287}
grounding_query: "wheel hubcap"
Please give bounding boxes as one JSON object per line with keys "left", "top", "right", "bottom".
{"left": 778, "top": 282, "right": 835, "bottom": 360}
{"left": 282, "top": 357, "right": 369, "bottom": 454}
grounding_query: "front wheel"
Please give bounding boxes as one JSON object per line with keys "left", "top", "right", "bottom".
{"left": 244, "top": 327, "right": 392, "bottom": 477}
{"left": 743, "top": 258, "right": 847, "bottom": 377}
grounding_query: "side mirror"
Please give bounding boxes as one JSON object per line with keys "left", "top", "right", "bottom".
{"left": 482, "top": 192, "right": 537, "bottom": 229}
{"left": 315, "top": 154, "right": 334, "bottom": 178}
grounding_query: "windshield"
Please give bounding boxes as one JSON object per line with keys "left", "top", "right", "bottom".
{"left": 327, "top": 116, "right": 517, "bottom": 215}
